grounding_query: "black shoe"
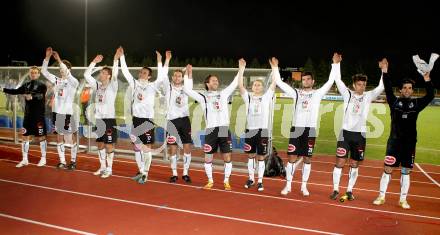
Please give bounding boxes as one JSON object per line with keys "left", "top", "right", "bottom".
{"left": 182, "top": 175, "right": 192, "bottom": 183}
{"left": 345, "top": 191, "right": 355, "bottom": 201}
{"left": 329, "top": 190, "right": 339, "bottom": 200}
{"left": 170, "top": 176, "right": 178, "bottom": 183}
{"left": 56, "top": 163, "right": 67, "bottom": 169}
{"left": 131, "top": 172, "right": 143, "bottom": 181}
{"left": 67, "top": 162, "right": 76, "bottom": 171}
{"left": 244, "top": 179, "right": 255, "bottom": 189}
{"left": 257, "top": 183, "right": 264, "bottom": 192}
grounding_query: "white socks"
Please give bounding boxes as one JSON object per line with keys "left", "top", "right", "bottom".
{"left": 224, "top": 162, "right": 232, "bottom": 183}
{"left": 400, "top": 174, "right": 410, "bottom": 201}
{"left": 379, "top": 172, "right": 391, "bottom": 197}
{"left": 39, "top": 140, "right": 47, "bottom": 159}
{"left": 57, "top": 143, "right": 66, "bottom": 164}
{"left": 169, "top": 153, "right": 191, "bottom": 176}
{"left": 170, "top": 155, "right": 178, "bottom": 176}
{"left": 71, "top": 143, "right": 78, "bottom": 163}
{"left": 301, "top": 163, "right": 311, "bottom": 189}
{"left": 204, "top": 162, "right": 213, "bottom": 182}
{"left": 285, "top": 162, "right": 296, "bottom": 186}
{"left": 347, "top": 167, "right": 359, "bottom": 192}
{"left": 134, "top": 151, "right": 144, "bottom": 173}
{"left": 98, "top": 149, "right": 106, "bottom": 171}
{"left": 247, "top": 158, "right": 255, "bottom": 181}
{"left": 106, "top": 152, "right": 114, "bottom": 173}
{"left": 183, "top": 153, "right": 191, "bottom": 176}
{"left": 22, "top": 141, "right": 29, "bottom": 162}
{"left": 257, "top": 160, "right": 265, "bottom": 183}
{"left": 143, "top": 151, "right": 152, "bottom": 175}
{"left": 332, "top": 167, "right": 342, "bottom": 191}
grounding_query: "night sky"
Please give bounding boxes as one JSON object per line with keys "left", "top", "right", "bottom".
{"left": 3, "top": 0, "right": 439, "bottom": 84}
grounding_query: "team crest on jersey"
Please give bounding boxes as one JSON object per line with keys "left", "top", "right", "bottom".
{"left": 336, "top": 147, "right": 347, "bottom": 157}
{"left": 384, "top": 155, "right": 396, "bottom": 165}
{"left": 203, "top": 144, "right": 212, "bottom": 153}
{"left": 58, "top": 89, "right": 64, "bottom": 97}
{"left": 98, "top": 94, "right": 104, "bottom": 102}
{"left": 175, "top": 96, "right": 182, "bottom": 105}
{"left": 409, "top": 102, "right": 414, "bottom": 108}
{"left": 397, "top": 101, "right": 403, "bottom": 107}
{"left": 137, "top": 93, "right": 144, "bottom": 101}
{"left": 167, "top": 136, "right": 177, "bottom": 144}
{"left": 244, "top": 143, "right": 252, "bottom": 152}
{"left": 302, "top": 100, "right": 309, "bottom": 109}
{"left": 130, "top": 134, "right": 137, "bottom": 142}
{"left": 288, "top": 144, "right": 296, "bottom": 152}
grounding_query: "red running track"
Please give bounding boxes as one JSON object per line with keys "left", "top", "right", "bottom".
{"left": 0, "top": 143, "right": 439, "bottom": 235}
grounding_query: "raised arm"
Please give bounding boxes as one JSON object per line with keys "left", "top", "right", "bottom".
{"left": 221, "top": 59, "right": 244, "bottom": 97}
{"left": 416, "top": 72, "right": 435, "bottom": 111}
{"left": 274, "top": 59, "right": 297, "bottom": 99}
{"left": 380, "top": 58, "right": 397, "bottom": 105}
{"left": 333, "top": 53, "right": 349, "bottom": 100}
{"left": 238, "top": 58, "right": 247, "bottom": 95}
{"left": 110, "top": 47, "right": 121, "bottom": 90}
{"left": 316, "top": 53, "right": 340, "bottom": 97}
{"left": 53, "top": 50, "right": 79, "bottom": 88}
{"left": 41, "top": 47, "right": 57, "bottom": 84}
{"left": 83, "top": 55, "right": 102, "bottom": 90}
{"left": 369, "top": 76, "right": 384, "bottom": 100}
{"left": 268, "top": 57, "right": 278, "bottom": 91}
{"left": 119, "top": 53, "right": 134, "bottom": 88}
{"left": 154, "top": 50, "right": 170, "bottom": 88}
{"left": 183, "top": 64, "right": 205, "bottom": 104}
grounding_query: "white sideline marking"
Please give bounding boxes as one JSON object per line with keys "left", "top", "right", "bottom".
{"left": 1, "top": 148, "right": 440, "bottom": 200}
{"left": 3, "top": 144, "right": 436, "bottom": 184}
{"left": 0, "top": 178, "right": 341, "bottom": 235}
{"left": 1, "top": 160, "right": 440, "bottom": 222}
{"left": 415, "top": 163, "right": 440, "bottom": 188}
{"left": 0, "top": 213, "right": 96, "bottom": 235}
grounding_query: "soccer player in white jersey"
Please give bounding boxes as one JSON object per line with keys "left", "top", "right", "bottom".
{"left": 239, "top": 58, "right": 277, "bottom": 191}
{"left": 183, "top": 59, "right": 244, "bottom": 191}
{"left": 162, "top": 52, "right": 193, "bottom": 184}
{"left": 84, "top": 48, "right": 121, "bottom": 179}
{"left": 41, "top": 47, "right": 79, "bottom": 170}
{"left": 330, "top": 54, "right": 385, "bottom": 201}
{"left": 277, "top": 53, "right": 338, "bottom": 197}
{"left": 119, "top": 47, "right": 166, "bottom": 184}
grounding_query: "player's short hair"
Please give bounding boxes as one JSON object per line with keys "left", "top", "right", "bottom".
{"left": 102, "top": 66, "right": 112, "bottom": 78}
{"left": 204, "top": 74, "right": 216, "bottom": 90}
{"left": 173, "top": 69, "right": 184, "bottom": 76}
{"left": 352, "top": 74, "right": 368, "bottom": 83}
{"left": 62, "top": 60, "right": 72, "bottom": 70}
{"left": 29, "top": 66, "right": 40, "bottom": 73}
{"left": 301, "top": 71, "right": 314, "bottom": 80}
{"left": 142, "top": 67, "right": 152, "bottom": 76}
{"left": 252, "top": 79, "right": 264, "bottom": 86}
{"left": 400, "top": 79, "right": 415, "bottom": 89}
